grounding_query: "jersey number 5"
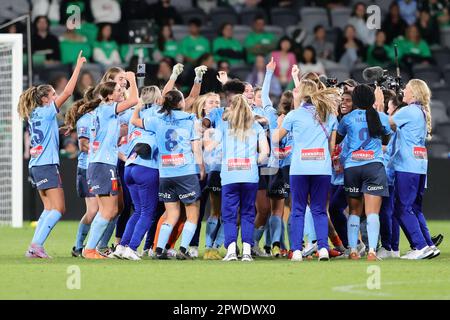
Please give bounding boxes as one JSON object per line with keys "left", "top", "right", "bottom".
{"left": 31, "top": 121, "right": 44, "bottom": 144}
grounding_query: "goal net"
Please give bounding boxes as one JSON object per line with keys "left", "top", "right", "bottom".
{"left": 0, "top": 34, "right": 23, "bottom": 227}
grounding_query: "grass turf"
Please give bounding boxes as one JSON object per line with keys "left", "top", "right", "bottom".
{"left": 0, "top": 220, "right": 450, "bottom": 300}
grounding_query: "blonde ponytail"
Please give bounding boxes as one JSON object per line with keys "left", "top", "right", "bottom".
{"left": 223, "top": 94, "right": 254, "bottom": 141}
{"left": 408, "top": 79, "right": 432, "bottom": 139}
{"left": 17, "top": 85, "right": 53, "bottom": 119}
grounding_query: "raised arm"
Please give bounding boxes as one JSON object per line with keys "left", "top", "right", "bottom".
{"left": 291, "top": 64, "right": 300, "bottom": 89}
{"left": 186, "top": 65, "right": 208, "bottom": 110}
{"left": 162, "top": 63, "right": 184, "bottom": 97}
{"left": 117, "top": 72, "right": 138, "bottom": 113}
{"left": 55, "top": 51, "right": 86, "bottom": 109}
{"left": 130, "top": 100, "right": 144, "bottom": 129}
{"left": 271, "top": 114, "right": 288, "bottom": 144}
{"left": 262, "top": 57, "right": 275, "bottom": 108}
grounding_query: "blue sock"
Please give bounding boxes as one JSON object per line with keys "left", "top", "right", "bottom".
{"left": 253, "top": 226, "right": 265, "bottom": 245}
{"left": 180, "top": 221, "right": 197, "bottom": 250}
{"left": 205, "top": 216, "right": 219, "bottom": 248}
{"left": 287, "top": 214, "right": 292, "bottom": 249}
{"left": 157, "top": 223, "right": 173, "bottom": 250}
{"left": 33, "top": 210, "right": 62, "bottom": 246}
{"left": 97, "top": 216, "right": 118, "bottom": 249}
{"left": 280, "top": 221, "right": 286, "bottom": 250}
{"left": 269, "top": 215, "right": 282, "bottom": 246}
{"left": 85, "top": 213, "right": 110, "bottom": 250}
{"left": 347, "top": 215, "right": 361, "bottom": 249}
{"left": 213, "top": 220, "right": 225, "bottom": 248}
{"left": 304, "top": 206, "right": 316, "bottom": 243}
{"left": 264, "top": 218, "right": 271, "bottom": 248}
{"left": 75, "top": 223, "right": 90, "bottom": 250}
{"left": 31, "top": 209, "right": 51, "bottom": 244}
{"left": 366, "top": 214, "right": 380, "bottom": 251}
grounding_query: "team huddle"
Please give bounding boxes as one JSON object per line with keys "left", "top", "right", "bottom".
{"left": 19, "top": 50, "right": 443, "bottom": 262}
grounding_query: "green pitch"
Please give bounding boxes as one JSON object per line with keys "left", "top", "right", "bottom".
{"left": 1, "top": 221, "right": 450, "bottom": 300}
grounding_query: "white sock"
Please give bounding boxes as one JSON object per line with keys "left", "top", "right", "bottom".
{"left": 227, "top": 242, "right": 236, "bottom": 255}
{"left": 243, "top": 242, "right": 251, "bottom": 256}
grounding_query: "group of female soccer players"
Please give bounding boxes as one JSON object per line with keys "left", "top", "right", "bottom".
{"left": 20, "top": 50, "right": 443, "bottom": 261}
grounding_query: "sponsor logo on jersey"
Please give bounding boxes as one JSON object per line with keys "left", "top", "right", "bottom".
{"left": 301, "top": 148, "right": 325, "bottom": 160}
{"left": 351, "top": 150, "right": 375, "bottom": 161}
{"left": 30, "top": 145, "right": 43, "bottom": 158}
{"left": 227, "top": 158, "right": 251, "bottom": 171}
{"left": 35, "top": 178, "right": 48, "bottom": 187}
{"left": 162, "top": 154, "right": 185, "bottom": 167}
{"left": 413, "top": 146, "right": 427, "bottom": 160}
{"left": 274, "top": 146, "right": 292, "bottom": 158}
{"left": 128, "top": 130, "right": 142, "bottom": 142}
{"left": 344, "top": 186, "right": 360, "bottom": 193}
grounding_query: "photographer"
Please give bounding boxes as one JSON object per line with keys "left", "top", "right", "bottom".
{"left": 388, "top": 79, "right": 440, "bottom": 260}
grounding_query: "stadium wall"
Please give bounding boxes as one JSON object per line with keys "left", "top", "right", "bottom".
{"left": 22, "top": 159, "right": 450, "bottom": 221}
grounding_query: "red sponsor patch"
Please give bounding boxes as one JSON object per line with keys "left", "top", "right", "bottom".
{"left": 351, "top": 150, "right": 375, "bottom": 161}
{"left": 301, "top": 148, "right": 325, "bottom": 160}
{"left": 119, "top": 136, "right": 128, "bottom": 146}
{"left": 30, "top": 145, "right": 43, "bottom": 158}
{"left": 227, "top": 158, "right": 251, "bottom": 171}
{"left": 92, "top": 141, "right": 100, "bottom": 152}
{"left": 413, "top": 146, "right": 427, "bottom": 159}
{"left": 128, "top": 130, "right": 142, "bottom": 142}
{"left": 274, "top": 146, "right": 292, "bottom": 158}
{"left": 111, "top": 177, "right": 118, "bottom": 192}
{"left": 162, "top": 154, "right": 185, "bottom": 167}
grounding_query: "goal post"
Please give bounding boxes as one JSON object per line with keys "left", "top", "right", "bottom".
{"left": 0, "top": 34, "right": 23, "bottom": 227}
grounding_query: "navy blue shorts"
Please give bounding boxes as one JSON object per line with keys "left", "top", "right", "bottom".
{"left": 268, "top": 168, "right": 288, "bottom": 199}
{"left": 76, "top": 167, "right": 94, "bottom": 198}
{"left": 281, "top": 166, "right": 290, "bottom": 194}
{"left": 344, "top": 162, "right": 389, "bottom": 198}
{"left": 87, "top": 163, "right": 120, "bottom": 196}
{"left": 29, "top": 164, "right": 62, "bottom": 190}
{"left": 159, "top": 174, "right": 201, "bottom": 204}
{"left": 258, "top": 166, "right": 270, "bottom": 190}
{"left": 207, "top": 171, "right": 222, "bottom": 193}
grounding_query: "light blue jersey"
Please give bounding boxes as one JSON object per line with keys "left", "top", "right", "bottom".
{"left": 143, "top": 110, "right": 199, "bottom": 178}
{"left": 118, "top": 108, "right": 134, "bottom": 157}
{"left": 280, "top": 132, "right": 293, "bottom": 168}
{"left": 391, "top": 103, "right": 428, "bottom": 175}
{"left": 28, "top": 102, "right": 60, "bottom": 168}
{"left": 331, "top": 137, "right": 346, "bottom": 186}
{"left": 76, "top": 112, "right": 93, "bottom": 170}
{"left": 216, "top": 121, "right": 266, "bottom": 185}
{"left": 337, "top": 110, "right": 391, "bottom": 169}
{"left": 204, "top": 107, "right": 225, "bottom": 172}
{"left": 282, "top": 103, "right": 338, "bottom": 176}
{"left": 88, "top": 102, "right": 119, "bottom": 166}
{"left": 384, "top": 131, "right": 396, "bottom": 186}
{"left": 125, "top": 106, "right": 159, "bottom": 169}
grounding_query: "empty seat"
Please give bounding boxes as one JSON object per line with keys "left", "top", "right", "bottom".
{"left": 82, "top": 63, "right": 105, "bottom": 83}
{"left": 200, "top": 26, "right": 216, "bottom": 42}
{"left": 441, "top": 27, "right": 450, "bottom": 49}
{"left": 431, "top": 85, "right": 450, "bottom": 106}
{"left": 264, "top": 25, "right": 285, "bottom": 41}
{"left": 171, "top": 25, "right": 189, "bottom": 41}
{"left": 444, "top": 65, "right": 450, "bottom": 84}
{"left": 179, "top": 7, "right": 207, "bottom": 25}
{"left": 427, "top": 140, "right": 449, "bottom": 159}
{"left": 230, "top": 65, "right": 252, "bottom": 81}
{"left": 270, "top": 7, "right": 300, "bottom": 29}
{"left": 239, "top": 7, "right": 267, "bottom": 26}
{"left": 300, "top": 7, "right": 329, "bottom": 33}
{"left": 412, "top": 65, "right": 442, "bottom": 85}
{"left": 330, "top": 7, "right": 352, "bottom": 30}
{"left": 434, "top": 122, "right": 450, "bottom": 143}
{"left": 233, "top": 25, "right": 252, "bottom": 44}
{"left": 210, "top": 7, "right": 239, "bottom": 31}
{"left": 351, "top": 63, "right": 370, "bottom": 84}
{"left": 326, "top": 65, "right": 350, "bottom": 82}
{"left": 431, "top": 48, "right": 450, "bottom": 67}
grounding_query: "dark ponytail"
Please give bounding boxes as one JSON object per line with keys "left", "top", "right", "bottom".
{"left": 159, "top": 90, "right": 183, "bottom": 116}
{"left": 352, "top": 84, "right": 383, "bottom": 138}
